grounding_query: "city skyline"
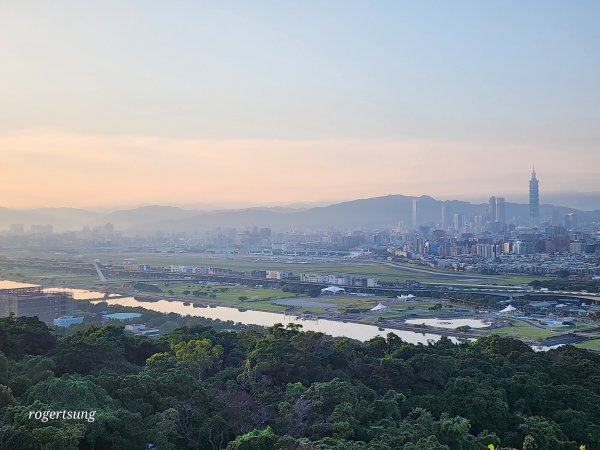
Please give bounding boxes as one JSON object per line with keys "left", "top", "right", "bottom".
{"left": 2, "top": 3, "right": 600, "bottom": 449}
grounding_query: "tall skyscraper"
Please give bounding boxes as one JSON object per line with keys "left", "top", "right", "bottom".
{"left": 412, "top": 199, "right": 418, "bottom": 229}
{"left": 487, "top": 196, "right": 505, "bottom": 230}
{"left": 496, "top": 197, "right": 506, "bottom": 227}
{"left": 441, "top": 205, "right": 449, "bottom": 230}
{"left": 529, "top": 167, "right": 539, "bottom": 226}
{"left": 551, "top": 209, "right": 560, "bottom": 226}
{"left": 564, "top": 212, "right": 577, "bottom": 230}
{"left": 488, "top": 196, "right": 497, "bottom": 222}
{"left": 453, "top": 213, "right": 465, "bottom": 230}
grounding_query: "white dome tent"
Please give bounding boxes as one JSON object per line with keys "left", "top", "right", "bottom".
{"left": 370, "top": 303, "right": 387, "bottom": 311}
{"left": 321, "top": 286, "right": 345, "bottom": 295}
{"left": 500, "top": 304, "right": 520, "bottom": 315}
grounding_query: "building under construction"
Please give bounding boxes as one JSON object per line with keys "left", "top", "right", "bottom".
{"left": 0, "top": 286, "right": 74, "bottom": 324}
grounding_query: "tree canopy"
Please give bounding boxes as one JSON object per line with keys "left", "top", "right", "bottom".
{"left": 0, "top": 316, "right": 598, "bottom": 449}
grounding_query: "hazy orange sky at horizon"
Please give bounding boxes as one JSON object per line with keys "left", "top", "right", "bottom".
{"left": 1, "top": 3, "right": 598, "bottom": 208}
{"left": 1, "top": 128, "right": 598, "bottom": 209}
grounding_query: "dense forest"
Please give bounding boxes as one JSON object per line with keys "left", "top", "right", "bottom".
{"left": 1, "top": 315, "right": 599, "bottom": 450}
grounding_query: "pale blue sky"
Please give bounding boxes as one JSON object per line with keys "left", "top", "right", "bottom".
{"left": 1, "top": 1, "right": 599, "bottom": 206}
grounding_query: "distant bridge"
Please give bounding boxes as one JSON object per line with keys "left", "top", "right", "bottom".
{"left": 92, "top": 261, "right": 107, "bottom": 283}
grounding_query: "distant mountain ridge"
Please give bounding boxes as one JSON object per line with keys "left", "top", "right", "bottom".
{"left": 1, "top": 195, "right": 599, "bottom": 233}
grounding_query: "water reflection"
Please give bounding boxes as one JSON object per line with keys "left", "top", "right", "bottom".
{"left": 0, "top": 280, "right": 460, "bottom": 344}
{"left": 46, "top": 287, "right": 119, "bottom": 300}
{"left": 0, "top": 281, "right": 116, "bottom": 301}
{"left": 107, "top": 297, "right": 454, "bottom": 344}
{"left": 0, "top": 280, "right": 38, "bottom": 289}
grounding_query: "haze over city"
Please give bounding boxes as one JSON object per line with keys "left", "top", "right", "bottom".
{"left": 3, "top": 3, "right": 600, "bottom": 450}
{"left": 1, "top": 1, "right": 599, "bottom": 208}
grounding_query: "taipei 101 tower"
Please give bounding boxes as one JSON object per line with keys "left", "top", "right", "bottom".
{"left": 529, "top": 167, "right": 539, "bottom": 226}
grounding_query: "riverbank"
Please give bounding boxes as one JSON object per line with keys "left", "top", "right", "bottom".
{"left": 0, "top": 279, "right": 593, "bottom": 348}
{"left": 117, "top": 291, "right": 485, "bottom": 341}
{"left": 108, "top": 291, "right": 600, "bottom": 349}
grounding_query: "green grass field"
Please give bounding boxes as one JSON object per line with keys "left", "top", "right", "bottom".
{"left": 145, "top": 282, "right": 324, "bottom": 314}
{"left": 2, "top": 250, "right": 542, "bottom": 287}
{"left": 57, "top": 251, "right": 538, "bottom": 286}
{"left": 0, "top": 266, "right": 102, "bottom": 287}
{"left": 156, "top": 283, "right": 298, "bottom": 302}
{"left": 491, "top": 320, "right": 558, "bottom": 341}
{"left": 574, "top": 339, "right": 600, "bottom": 352}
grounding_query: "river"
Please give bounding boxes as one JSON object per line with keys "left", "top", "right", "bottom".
{"left": 2, "top": 280, "right": 564, "bottom": 349}
{"left": 105, "top": 296, "right": 460, "bottom": 344}
{"left": 1, "top": 280, "right": 459, "bottom": 344}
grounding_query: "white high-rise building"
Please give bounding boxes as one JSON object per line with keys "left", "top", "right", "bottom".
{"left": 496, "top": 197, "right": 506, "bottom": 227}
{"left": 412, "top": 199, "right": 418, "bottom": 229}
{"left": 441, "top": 206, "right": 448, "bottom": 230}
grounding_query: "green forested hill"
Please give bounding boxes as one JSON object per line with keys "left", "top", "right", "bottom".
{"left": 0, "top": 316, "right": 598, "bottom": 450}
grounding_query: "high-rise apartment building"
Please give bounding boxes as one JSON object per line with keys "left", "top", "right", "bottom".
{"left": 441, "top": 205, "right": 449, "bottom": 230}
{"left": 412, "top": 199, "right": 418, "bottom": 229}
{"left": 453, "top": 213, "right": 465, "bottom": 230}
{"left": 488, "top": 196, "right": 497, "bottom": 222}
{"left": 488, "top": 196, "right": 506, "bottom": 229}
{"left": 564, "top": 212, "right": 577, "bottom": 230}
{"left": 496, "top": 197, "right": 506, "bottom": 227}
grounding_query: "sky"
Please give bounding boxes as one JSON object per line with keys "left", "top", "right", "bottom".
{"left": 1, "top": 1, "right": 599, "bottom": 209}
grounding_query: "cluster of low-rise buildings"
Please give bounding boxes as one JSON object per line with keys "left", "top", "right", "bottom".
{"left": 389, "top": 222, "right": 600, "bottom": 276}
{"left": 300, "top": 273, "right": 380, "bottom": 287}
{"left": 121, "top": 259, "right": 429, "bottom": 290}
